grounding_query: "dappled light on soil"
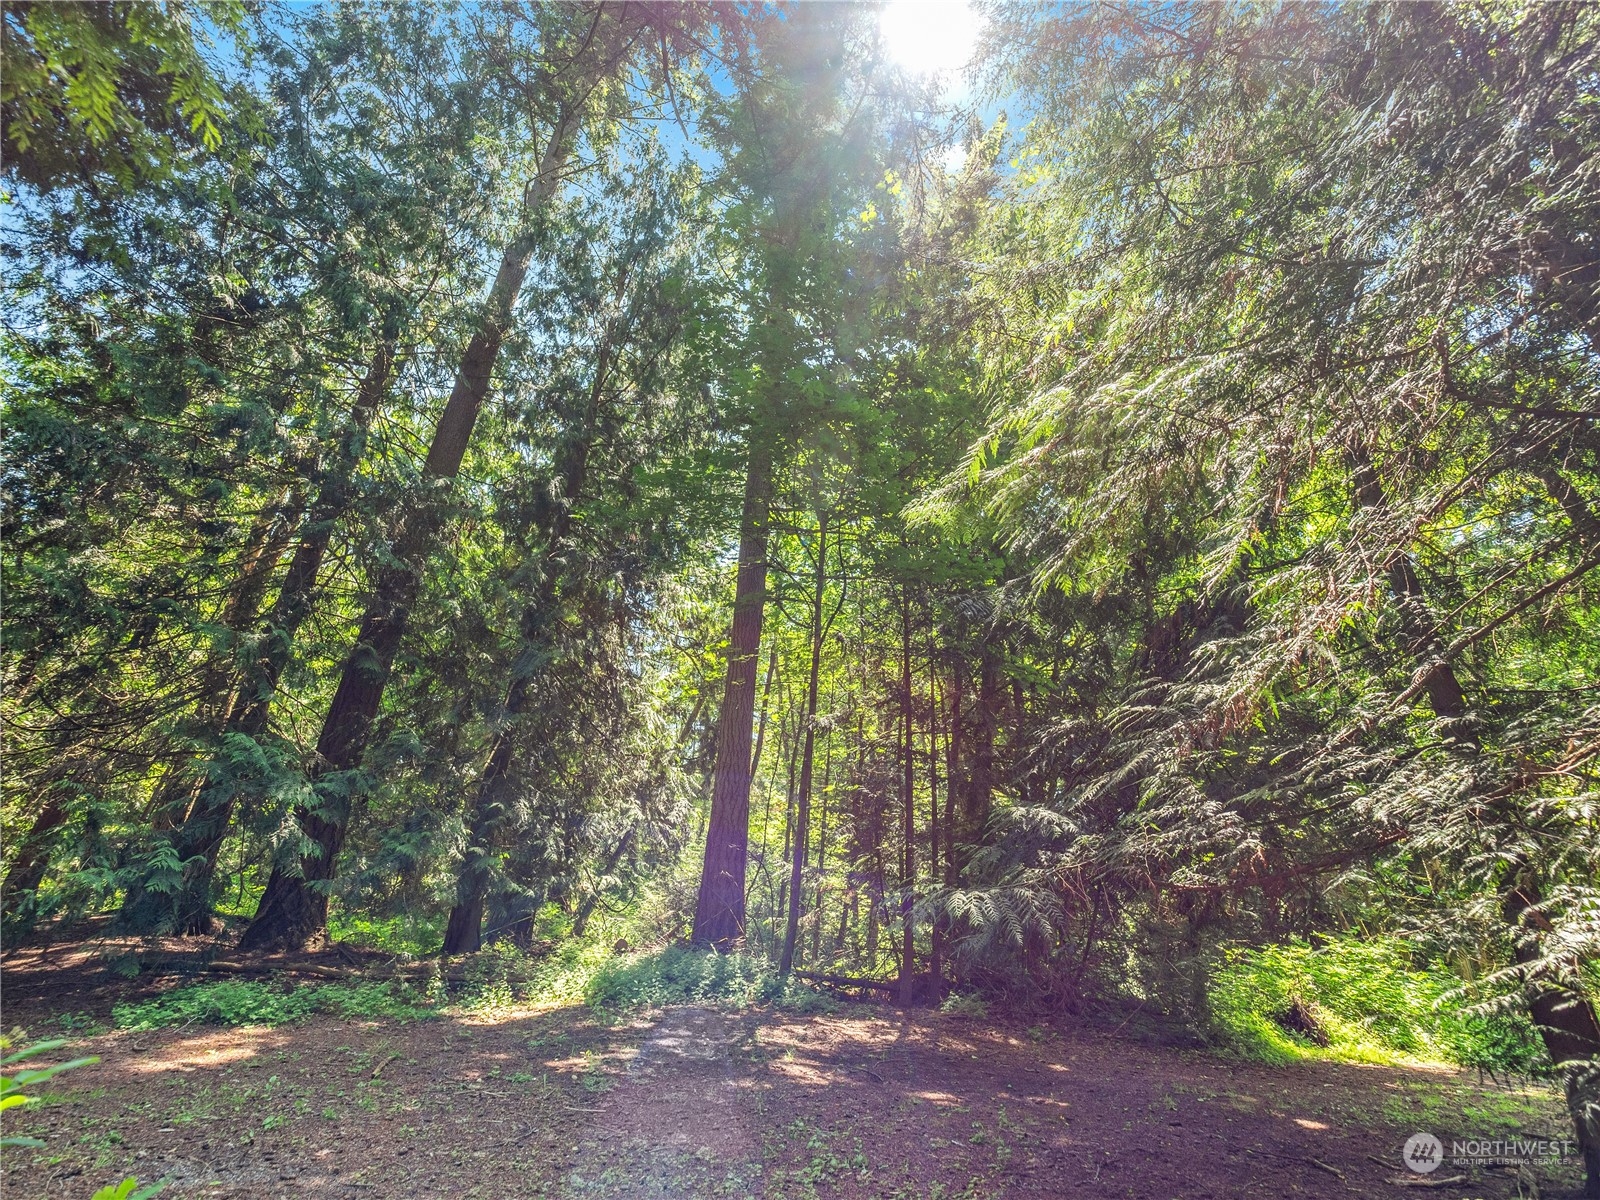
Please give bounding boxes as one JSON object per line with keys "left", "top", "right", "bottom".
{"left": 4, "top": 1, "right": 1598, "bottom": 1194}
{"left": 1, "top": 948, "right": 1582, "bottom": 1200}
{"left": 123, "top": 1031, "right": 287, "bottom": 1075}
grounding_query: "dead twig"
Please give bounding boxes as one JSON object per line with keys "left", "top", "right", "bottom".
{"left": 1306, "top": 1157, "right": 1344, "bottom": 1180}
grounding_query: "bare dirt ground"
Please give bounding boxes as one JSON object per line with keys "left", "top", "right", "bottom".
{"left": 2, "top": 937, "right": 1585, "bottom": 1200}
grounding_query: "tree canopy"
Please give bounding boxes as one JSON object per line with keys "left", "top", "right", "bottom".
{"left": 3, "top": 1, "right": 1597, "bottom": 1190}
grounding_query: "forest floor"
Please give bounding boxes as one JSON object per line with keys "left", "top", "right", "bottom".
{"left": 2, "top": 936, "right": 1587, "bottom": 1200}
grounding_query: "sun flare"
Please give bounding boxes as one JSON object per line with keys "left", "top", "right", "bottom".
{"left": 879, "top": 0, "right": 983, "bottom": 81}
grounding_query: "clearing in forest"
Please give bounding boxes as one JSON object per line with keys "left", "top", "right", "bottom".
{"left": 1, "top": 947, "right": 1583, "bottom": 1200}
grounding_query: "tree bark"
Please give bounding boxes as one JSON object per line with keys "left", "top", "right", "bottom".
{"left": 751, "top": 644, "right": 779, "bottom": 787}
{"left": 944, "top": 655, "right": 962, "bottom": 887}
{"left": 227, "top": 342, "right": 398, "bottom": 743}
{"left": 897, "top": 591, "right": 917, "bottom": 1006}
{"left": 810, "top": 733, "right": 831, "bottom": 963}
{"left": 928, "top": 663, "right": 944, "bottom": 990}
{"left": 239, "top": 111, "right": 579, "bottom": 953}
{"left": 691, "top": 441, "right": 773, "bottom": 949}
{"left": 775, "top": 700, "right": 801, "bottom": 937}
{"left": 0, "top": 796, "right": 67, "bottom": 932}
{"left": 1506, "top": 882, "right": 1600, "bottom": 1196}
{"left": 780, "top": 515, "right": 827, "bottom": 976}
{"left": 442, "top": 281, "right": 624, "bottom": 953}
{"left": 147, "top": 485, "right": 304, "bottom": 833}
{"left": 128, "top": 345, "right": 398, "bottom": 936}
{"left": 959, "top": 644, "right": 998, "bottom": 871}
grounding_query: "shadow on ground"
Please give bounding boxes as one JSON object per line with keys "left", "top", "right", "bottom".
{"left": 1, "top": 939, "right": 1583, "bottom": 1199}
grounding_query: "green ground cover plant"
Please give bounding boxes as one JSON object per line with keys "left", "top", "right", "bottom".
{"left": 112, "top": 979, "right": 432, "bottom": 1032}
{"left": 1208, "top": 935, "right": 1545, "bottom": 1073}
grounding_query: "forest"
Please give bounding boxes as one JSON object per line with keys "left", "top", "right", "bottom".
{"left": 3, "top": 2, "right": 1599, "bottom": 1198}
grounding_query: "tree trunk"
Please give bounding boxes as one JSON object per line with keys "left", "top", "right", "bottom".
{"left": 571, "top": 826, "right": 637, "bottom": 940}
{"left": 1507, "top": 881, "right": 1600, "bottom": 1197}
{"left": 114, "top": 484, "right": 304, "bottom": 931}
{"left": 897, "top": 591, "right": 917, "bottom": 1006}
{"left": 442, "top": 281, "right": 624, "bottom": 953}
{"left": 1010, "top": 677, "right": 1028, "bottom": 807}
{"left": 751, "top": 643, "right": 778, "bottom": 788}
{"left": 945, "top": 656, "right": 962, "bottom": 887}
{"left": 960, "top": 644, "right": 998, "bottom": 871}
{"left": 1357, "top": 447, "right": 1600, "bottom": 1194}
{"left": 810, "top": 732, "right": 831, "bottom": 964}
{"left": 754, "top": 642, "right": 780, "bottom": 868}
{"left": 865, "top": 882, "right": 880, "bottom": 966}
{"left": 928, "top": 664, "right": 944, "bottom": 990}
{"left": 780, "top": 514, "right": 826, "bottom": 976}
{"left": 487, "top": 886, "right": 545, "bottom": 951}
{"left": 239, "top": 111, "right": 579, "bottom": 954}
{"left": 691, "top": 441, "right": 773, "bottom": 950}
{"left": 775, "top": 701, "right": 800, "bottom": 936}
{"left": 227, "top": 342, "right": 398, "bottom": 741}
{"left": 0, "top": 796, "right": 67, "bottom": 932}
{"left": 146, "top": 484, "right": 303, "bottom": 835}
{"left": 133, "top": 344, "right": 398, "bottom": 935}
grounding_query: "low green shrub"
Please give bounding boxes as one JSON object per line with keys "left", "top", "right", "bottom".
{"left": 940, "top": 992, "right": 989, "bottom": 1019}
{"left": 1208, "top": 935, "right": 1544, "bottom": 1072}
{"left": 326, "top": 911, "right": 444, "bottom": 958}
{"left": 112, "top": 979, "right": 431, "bottom": 1031}
{"left": 111, "top": 945, "right": 837, "bottom": 1031}
{"left": 584, "top": 946, "right": 832, "bottom": 1015}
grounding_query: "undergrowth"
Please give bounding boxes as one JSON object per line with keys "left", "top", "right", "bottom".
{"left": 110, "top": 942, "right": 832, "bottom": 1032}
{"left": 112, "top": 979, "right": 431, "bottom": 1032}
{"left": 585, "top": 945, "right": 832, "bottom": 1016}
{"left": 1208, "top": 935, "right": 1544, "bottom": 1072}
{"left": 327, "top": 911, "right": 444, "bottom": 957}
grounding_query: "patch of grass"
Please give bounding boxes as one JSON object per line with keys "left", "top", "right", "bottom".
{"left": 1208, "top": 935, "right": 1544, "bottom": 1071}
{"left": 112, "top": 979, "right": 432, "bottom": 1032}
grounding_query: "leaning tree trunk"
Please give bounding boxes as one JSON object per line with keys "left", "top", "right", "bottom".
{"left": 112, "top": 488, "right": 305, "bottom": 932}
{"left": 238, "top": 111, "right": 580, "bottom": 954}
{"left": 124, "top": 345, "right": 399, "bottom": 935}
{"left": 144, "top": 487, "right": 305, "bottom": 831}
{"left": 0, "top": 796, "right": 67, "bottom": 933}
{"left": 570, "top": 826, "right": 637, "bottom": 940}
{"left": 691, "top": 441, "right": 773, "bottom": 949}
{"left": 779, "top": 514, "right": 827, "bottom": 976}
{"left": 442, "top": 290, "right": 626, "bottom": 954}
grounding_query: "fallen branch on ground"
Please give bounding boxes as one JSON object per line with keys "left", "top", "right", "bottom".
{"left": 792, "top": 969, "right": 898, "bottom": 994}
